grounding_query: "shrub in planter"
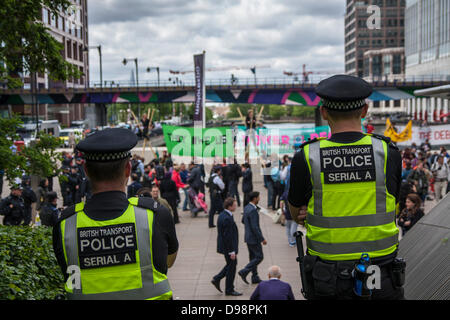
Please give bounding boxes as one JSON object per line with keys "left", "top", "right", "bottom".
{"left": 0, "top": 226, "right": 65, "bottom": 300}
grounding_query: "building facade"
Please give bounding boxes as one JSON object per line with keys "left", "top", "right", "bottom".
{"left": 405, "top": 0, "right": 450, "bottom": 78}
{"left": 345, "top": 0, "right": 406, "bottom": 78}
{"left": 404, "top": 0, "right": 450, "bottom": 123}
{"left": 15, "top": 0, "right": 90, "bottom": 126}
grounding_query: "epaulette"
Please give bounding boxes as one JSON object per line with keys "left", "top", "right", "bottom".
{"left": 136, "top": 197, "right": 162, "bottom": 212}
{"left": 58, "top": 204, "right": 77, "bottom": 223}
{"left": 299, "top": 137, "right": 327, "bottom": 149}
{"left": 368, "top": 133, "right": 399, "bottom": 151}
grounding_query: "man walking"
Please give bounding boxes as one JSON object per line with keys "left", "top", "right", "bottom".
{"left": 239, "top": 191, "right": 267, "bottom": 285}
{"left": 211, "top": 198, "right": 242, "bottom": 296}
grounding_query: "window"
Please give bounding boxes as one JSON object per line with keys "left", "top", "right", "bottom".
{"left": 42, "top": 8, "right": 49, "bottom": 24}
{"left": 66, "top": 40, "right": 72, "bottom": 59}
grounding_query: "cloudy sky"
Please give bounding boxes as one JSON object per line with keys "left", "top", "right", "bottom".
{"left": 87, "top": 0, "right": 346, "bottom": 86}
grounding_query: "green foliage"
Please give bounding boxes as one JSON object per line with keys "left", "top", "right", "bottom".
{"left": 0, "top": 116, "right": 27, "bottom": 183}
{"left": 268, "top": 105, "right": 286, "bottom": 120}
{"left": 0, "top": 0, "right": 81, "bottom": 88}
{"left": 21, "top": 133, "right": 63, "bottom": 178}
{"left": 292, "top": 106, "right": 316, "bottom": 118}
{"left": 0, "top": 114, "right": 62, "bottom": 185}
{"left": 0, "top": 226, "right": 65, "bottom": 300}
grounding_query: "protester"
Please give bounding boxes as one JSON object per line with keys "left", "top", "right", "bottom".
{"left": 398, "top": 193, "right": 424, "bottom": 236}
{"left": 431, "top": 155, "right": 449, "bottom": 201}
{"left": 160, "top": 168, "right": 180, "bottom": 224}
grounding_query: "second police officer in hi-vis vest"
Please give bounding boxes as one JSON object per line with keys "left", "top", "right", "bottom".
{"left": 52, "top": 128, "right": 179, "bottom": 300}
{"left": 288, "top": 75, "right": 406, "bottom": 300}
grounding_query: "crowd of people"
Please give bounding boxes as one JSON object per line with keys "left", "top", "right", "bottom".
{"left": 397, "top": 142, "right": 449, "bottom": 235}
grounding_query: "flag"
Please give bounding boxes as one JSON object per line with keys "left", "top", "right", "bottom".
{"left": 384, "top": 118, "right": 413, "bottom": 143}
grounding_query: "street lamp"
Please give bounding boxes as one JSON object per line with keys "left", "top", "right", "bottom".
{"left": 146, "top": 67, "right": 160, "bottom": 87}
{"left": 123, "top": 58, "right": 140, "bottom": 117}
{"left": 84, "top": 45, "right": 102, "bottom": 88}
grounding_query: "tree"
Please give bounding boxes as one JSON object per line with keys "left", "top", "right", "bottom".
{"left": 0, "top": 0, "right": 81, "bottom": 88}
{"left": 268, "top": 105, "right": 286, "bottom": 120}
{"left": 0, "top": 115, "right": 62, "bottom": 186}
{"left": 292, "top": 106, "right": 316, "bottom": 118}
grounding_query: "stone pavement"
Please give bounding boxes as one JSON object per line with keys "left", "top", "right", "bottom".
{"left": 168, "top": 200, "right": 306, "bottom": 301}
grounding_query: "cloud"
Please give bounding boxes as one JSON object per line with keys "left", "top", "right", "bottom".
{"left": 87, "top": 0, "right": 345, "bottom": 85}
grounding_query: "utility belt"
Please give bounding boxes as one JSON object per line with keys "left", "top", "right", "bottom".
{"left": 434, "top": 178, "right": 448, "bottom": 182}
{"left": 301, "top": 254, "right": 406, "bottom": 299}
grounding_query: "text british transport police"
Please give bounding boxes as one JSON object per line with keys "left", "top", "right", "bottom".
{"left": 320, "top": 145, "right": 376, "bottom": 184}
{"left": 77, "top": 223, "right": 138, "bottom": 269}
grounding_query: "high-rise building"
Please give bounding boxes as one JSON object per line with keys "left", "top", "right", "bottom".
{"left": 16, "top": 0, "right": 89, "bottom": 126}
{"left": 345, "top": 0, "right": 406, "bottom": 78}
{"left": 404, "top": 0, "right": 450, "bottom": 123}
{"left": 405, "top": 0, "right": 450, "bottom": 78}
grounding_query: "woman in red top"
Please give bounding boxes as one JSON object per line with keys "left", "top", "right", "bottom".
{"left": 172, "top": 165, "right": 186, "bottom": 191}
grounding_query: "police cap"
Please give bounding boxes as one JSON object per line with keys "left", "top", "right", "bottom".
{"left": 76, "top": 128, "right": 138, "bottom": 162}
{"left": 316, "top": 75, "right": 373, "bottom": 112}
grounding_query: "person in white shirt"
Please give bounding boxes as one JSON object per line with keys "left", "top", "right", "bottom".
{"left": 431, "top": 155, "right": 449, "bottom": 201}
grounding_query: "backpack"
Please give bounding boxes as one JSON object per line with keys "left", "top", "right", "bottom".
{"left": 155, "top": 165, "right": 165, "bottom": 181}
{"left": 271, "top": 167, "right": 280, "bottom": 182}
{"left": 131, "top": 159, "right": 139, "bottom": 173}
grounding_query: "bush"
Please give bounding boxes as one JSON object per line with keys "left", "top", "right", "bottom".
{"left": 0, "top": 226, "right": 65, "bottom": 300}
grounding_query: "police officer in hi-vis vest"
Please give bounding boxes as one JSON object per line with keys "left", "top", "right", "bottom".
{"left": 52, "top": 128, "right": 179, "bottom": 300}
{"left": 288, "top": 75, "right": 405, "bottom": 300}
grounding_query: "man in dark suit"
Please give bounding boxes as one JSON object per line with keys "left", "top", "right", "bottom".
{"left": 239, "top": 191, "right": 267, "bottom": 284}
{"left": 211, "top": 198, "right": 242, "bottom": 296}
{"left": 250, "top": 265, "right": 295, "bottom": 300}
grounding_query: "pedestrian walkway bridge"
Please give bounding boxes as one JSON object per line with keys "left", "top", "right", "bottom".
{"left": 1, "top": 79, "right": 449, "bottom": 106}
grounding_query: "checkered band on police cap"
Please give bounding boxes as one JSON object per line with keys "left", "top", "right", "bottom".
{"left": 82, "top": 151, "right": 132, "bottom": 162}
{"left": 321, "top": 98, "right": 367, "bottom": 111}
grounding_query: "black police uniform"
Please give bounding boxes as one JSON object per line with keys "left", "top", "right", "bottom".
{"left": 59, "top": 167, "right": 73, "bottom": 207}
{"left": 52, "top": 128, "right": 179, "bottom": 284}
{"left": 288, "top": 75, "right": 405, "bottom": 300}
{"left": 0, "top": 192, "right": 26, "bottom": 226}
{"left": 21, "top": 178, "right": 37, "bottom": 226}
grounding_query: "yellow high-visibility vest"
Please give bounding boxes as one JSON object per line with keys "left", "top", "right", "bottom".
{"left": 60, "top": 197, "right": 172, "bottom": 300}
{"left": 303, "top": 135, "right": 399, "bottom": 261}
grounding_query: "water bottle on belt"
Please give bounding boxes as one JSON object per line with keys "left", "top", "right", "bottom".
{"left": 353, "top": 253, "right": 372, "bottom": 298}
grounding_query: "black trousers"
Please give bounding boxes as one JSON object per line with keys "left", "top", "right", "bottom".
{"left": 214, "top": 254, "right": 237, "bottom": 294}
{"left": 209, "top": 194, "right": 223, "bottom": 227}
{"left": 241, "top": 243, "right": 263, "bottom": 280}
{"left": 228, "top": 180, "right": 240, "bottom": 206}
{"left": 243, "top": 192, "right": 251, "bottom": 208}
{"left": 23, "top": 206, "right": 32, "bottom": 226}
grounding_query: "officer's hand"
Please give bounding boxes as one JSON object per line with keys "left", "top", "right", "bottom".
{"left": 230, "top": 253, "right": 236, "bottom": 260}
{"left": 9, "top": 204, "right": 13, "bottom": 209}
{"left": 296, "top": 206, "right": 307, "bottom": 226}
{"left": 262, "top": 240, "right": 267, "bottom": 245}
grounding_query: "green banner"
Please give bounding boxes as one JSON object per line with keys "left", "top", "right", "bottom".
{"left": 163, "top": 125, "right": 331, "bottom": 158}
{"left": 162, "top": 125, "right": 234, "bottom": 157}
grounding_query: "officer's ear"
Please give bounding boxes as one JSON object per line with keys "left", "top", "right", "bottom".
{"left": 360, "top": 104, "right": 369, "bottom": 119}
{"left": 320, "top": 106, "right": 329, "bottom": 121}
{"left": 125, "top": 160, "right": 132, "bottom": 178}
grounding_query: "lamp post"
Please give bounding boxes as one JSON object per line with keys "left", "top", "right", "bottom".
{"left": 123, "top": 58, "right": 140, "bottom": 118}
{"left": 84, "top": 45, "right": 102, "bottom": 88}
{"left": 146, "top": 67, "right": 160, "bottom": 87}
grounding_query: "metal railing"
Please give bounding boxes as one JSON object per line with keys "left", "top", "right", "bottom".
{"left": 86, "top": 74, "right": 450, "bottom": 89}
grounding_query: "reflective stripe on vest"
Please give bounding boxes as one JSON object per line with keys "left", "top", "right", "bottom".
{"left": 62, "top": 201, "right": 172, "bottom": 300}
{"left": 304, "top": 135, "right": 399, "bottom": 261}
